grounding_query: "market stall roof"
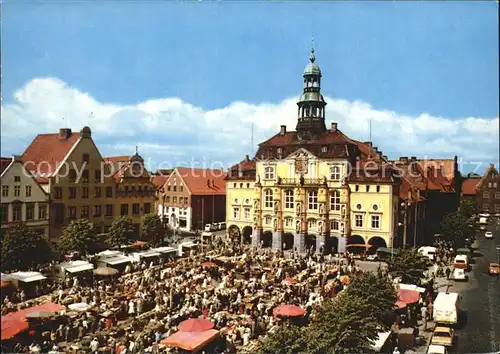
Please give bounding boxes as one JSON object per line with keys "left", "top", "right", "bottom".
{"left": 1, "top": 273, "right": 13, "bottom": 282}
{"left": 59, "top": 260, "right": 94, "bottom": 273}
{"left": 370, "top": 331, "right": 392, "bottom": 352}
{"left": 178, "top": 318, "right": 215, "bottom": 332}
{"left": 1, "top": 302, "right": 64, "bottom": 340}
{"left": 180, "top": 242, "right": 197, "bottom": 248}
{"left": 137, "top": 250, "right": 161, "bottom": 258}
{"left": 200, "top": 261, "right": 218, "bottom": 268}
{"left": 9, "top": 271, "right": 47, "bottom": 283}
{"left": 96, "top": 250, "right": 122, "bottom": 258}
{"left": 68, "top": 302, "right": 92, "bottom": 312}
{"left": 397, "top": 288, "right": 420, "bottom": 305}
{"left": 399, "top": 283, "right": 426, "bottom": 293}
{"left": 273, "top": 304, "right": 306, "bottom": 317}
{"left": 100, "top": 255, "right": 130, "bottom": 266}
{"left": 151, "top": 246, "right": 177, "bottom": 254}
{"left": 93, "top": 266, "right": 119, "bottom": 276}
{"left": 161, "top": 329, "right": 219, "bottom": 351}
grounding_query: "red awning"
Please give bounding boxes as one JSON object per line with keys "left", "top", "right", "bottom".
{"left": 346, "top": 244, "right": 374, "bottom": 249}
{"left": 131, "top": 240, "right": 147, "bottom": 247}
{"left": 1, "top": 303, "right": 64, "bottom": 340}
{"left": 200, "top": 261, "right": 218, "bottom": 268}
{"left": 394, "top": 300, "right": 407, "bottom": 310}
{"left": 178, "top": 318, "right": 215, "bottom": 332}
{"left": 273, "top": 304, "right": 306, "bottom": 317}
{"left": 161, "top": 329, "right": 219, "bottom": 351}
{"left": 398, "top": 289, "right": 420, "bottom": 305}
{"left": 283, "top": 278, "right": 298, "bottom": 284}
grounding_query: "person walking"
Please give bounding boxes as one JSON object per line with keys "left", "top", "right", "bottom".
{"left": 421, "top": 305, "right": 428, "bottom": 331}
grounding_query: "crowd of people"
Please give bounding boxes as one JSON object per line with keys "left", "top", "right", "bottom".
{"left": 2, "top": 238, "right": 362, "bottom": 353}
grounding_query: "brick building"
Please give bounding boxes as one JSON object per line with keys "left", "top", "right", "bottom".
{"left": 475, "top": 164, "right": 500, "bottom": 214}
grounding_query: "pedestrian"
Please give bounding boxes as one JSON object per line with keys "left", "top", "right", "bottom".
{"left": 421, "top": 305, "right": 428, "bottom": 331}
{"left": 392, "top": 346, "right": 400, "bottom": 354}
{"left": 413, "top": 326, "right": 419, "bottom": 347}
{"left": 445, "top": 267, "right": 451, "bottom": 279}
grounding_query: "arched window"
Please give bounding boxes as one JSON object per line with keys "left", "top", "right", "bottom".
{"left": 330, "top": 190, "right": 341, "bottom": 211}
{"left": 264, "top": 189, "right": 273, "bottom": 208}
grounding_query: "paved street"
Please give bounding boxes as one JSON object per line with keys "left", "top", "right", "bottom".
{"left": 446, "top": 217, "right": 500, "bottom": 353}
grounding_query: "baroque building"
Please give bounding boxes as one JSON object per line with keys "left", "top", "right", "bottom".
{"left": 226, "top": 48, "right": 403, "bottom": 254}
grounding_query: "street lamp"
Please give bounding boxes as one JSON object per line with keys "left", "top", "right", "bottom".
{"left": 400, "top": 202, "right": 411, "bottom": 249}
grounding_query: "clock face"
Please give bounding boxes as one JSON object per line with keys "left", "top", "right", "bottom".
{"left": 295, "top": 158, "right": 308, "bottom": 174}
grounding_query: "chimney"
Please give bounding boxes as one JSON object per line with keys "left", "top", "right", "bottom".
{"left": 59, "top": 128, "right": 72, "bottom": 140}
{"left": 374, "top": 147, "right": 379, "bottom": 152}
{"left": 245, "top": 155, "right": 250, "bottom": 162}
{"left": 207, "top": 179, "right": 210, "bottom": 187}
{"left": 331, "top": 122, "right": 338, "bottom": 132}
{"left": 280, "top": 125, "right": 287, "bottom": 136}
{"left": 13, "top": 155, "right": 22, "bottom": 162}
{"left": 400, "top": 157, "right": 408, "bottom": 163}
{"left": 410, "top": 156, "right": 417, "bottom": 162}
{"left": 383, "top": 155, "right": 388, "bottom": 160}
{"left": 490, "top": 163, "right": 495, "bottom": 169}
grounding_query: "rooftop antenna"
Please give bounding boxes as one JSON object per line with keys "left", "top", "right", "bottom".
{"left": 369, "top": 118, "right": 372, "bottom": 159}
{"left": 135, "top": 145, "right": 138, "bottom": 155}
{"left": 251, "top": 122, "right": 254, "bottom": 156}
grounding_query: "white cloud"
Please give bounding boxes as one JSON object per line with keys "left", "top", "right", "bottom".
{"left": 1, "top": 77, "right": 498, "bottom": 171}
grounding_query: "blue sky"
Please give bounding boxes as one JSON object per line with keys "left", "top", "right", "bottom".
{"left": 1, "top": 1, "right": 499, "bottom": 173}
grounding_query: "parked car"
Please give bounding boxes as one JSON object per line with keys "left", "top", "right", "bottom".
{"left": 485, "top": 231, "right": 493, "bottom": 239}
{"left": 452, "top": 255, "right": 469, "bottom": 270}
{"left": 366, "top": 253, "right": 378, "bottom": 261}
{"left": 488, "top": 263, "right": 500, "bottom": 275}
{"left": 452, "top": 268, "right": 467, "bottom": 281}
{"left": 431, "top": 326, "right": 455, "bottom": 347}
{"left": 427, "top": 344, "right": 448, "bottom": 354}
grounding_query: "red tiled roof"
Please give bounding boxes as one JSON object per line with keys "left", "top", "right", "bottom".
{"left": 0, "top": 157, "right": 12, "bottom": 175}
{"left": 461, "top": 178, "right": 479, "bottom": 196}
{"left": 152, "top": 175, "right": 170, "bottom": 190}
{"left": 21, "top": 132, "right": 81, "bottom": 182}
{"left": 175, "top": 167, "right": 227, "bottom": 195}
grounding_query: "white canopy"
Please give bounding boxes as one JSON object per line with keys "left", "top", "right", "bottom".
{"left": 370, "top": 331, "right": 392, "bottom": 352}
{"left": 101, "top": 255, "right": 130, "bottom": 266}
{"left": 399, "top": 283, "right": 426, "bottom": 293}
{"left": 10, "top": 271, "right": 47, "bottom": 283}
{"left": 68, "top": 302, "right": 92, "bottom": 312}
{"left": 97, "top": 250, "right": 122, "bottom": 257}
{"left": 151, "top": 246, "right": 177, "bottom": 254}
{"left": 59, "top": 260, "right": 94, "bottom": 274}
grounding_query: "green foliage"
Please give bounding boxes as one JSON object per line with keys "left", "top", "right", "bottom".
{"left": 106, "top": 216, "right": 136, "bottom": 249}
{"left": 306, "top": 295, "right": 380, "bottom": 353}
{"left": 459, "top": 199, "right": 476, "bottom": 219}
{"left": 388, "top": 248, "right": 429, "bottom": 285}
{"left": 440, "top": 211, "right": 473, "bottom": 248}
{"left": 1, "top": 223, "right": 52, "bottom": 270}
{"left": 59, "top": 219, "right": 99, "bottom": 257}
{"left": 345, "top": 271, "right": 397, "bottom": 328}
{"left": 141, "top": 213, "right": 164, "bottom": 245}
{"left": 257, "top": 324, "right": 307, "bottom": 354}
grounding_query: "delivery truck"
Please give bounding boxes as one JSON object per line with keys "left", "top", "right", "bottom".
{"left": 433, "top": 292, "right": 461, "bottom": 325}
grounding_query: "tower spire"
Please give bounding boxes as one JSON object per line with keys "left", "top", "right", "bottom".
{"left": 310, "top": 36, "right": 316, "bottom": 63}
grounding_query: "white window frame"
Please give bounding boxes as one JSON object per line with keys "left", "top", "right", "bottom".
{"left": 308, "top": 219, "right": 317, "bottom": 229}
{"left": 264, "top": 189, "right": 273, "bottom": 208}
{"left": 483, "top": 191, "right": 490, "bottom": 199}
{"left": 264, "top": 166, "right": 275, "bottom": 180}
{"left": 25, "top": 185, "right": 32, "bottom": 197}
{"left": 243, "top": 207, "right": 251, "bottom": 220}
{"left": 265, "top": 216, "right": 272, "bottom": 225}
{"left": 495, "top": 191, "right": 500, "bottom": 200}
{"left": 371, "top": 215, "right": 380, "bottom": 229}
{"left": 233, "top": 207, "right": 240, "bottom": 220}
{"left": 355, "top": 214, "right": 364, "bottom": 228}
{"left": 495, "top": 204, "right": 500, "bottom": 213}
{"left": 284, "top": 190, "right": 294, "bottom": 209}
{"left": 330, "top": 220, "right": 339, "bottom": 231}
{"left": 308, "top": 191, "right": 318, "bottom": 210}
{"left": 14, "top": 185, "right": 20, "bottom": 197}
{"left": 1, "top": 185, "right": 8, "bottom": 197}
{"left": 330, "top": 165, "right": 341, "bottom": 181}
{"left": 285, "top": 217, "right": 294, "bottom": 227}
{"left": 330, "top": 190, "right": 340, "bottom": 211}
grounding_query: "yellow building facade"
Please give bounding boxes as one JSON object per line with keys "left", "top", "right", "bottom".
{"left": 226, "top": 49, "right": 401, "bottom": 253}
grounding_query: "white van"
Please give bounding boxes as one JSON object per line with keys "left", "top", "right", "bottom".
{"left": 204, "top": 224, "right": 215, "bottom": 232}
{"left": 418, "top": 246, "right": 437, "bottom": 262}
{"left": 433, "top": 292, "right": 461, "bottom": 325}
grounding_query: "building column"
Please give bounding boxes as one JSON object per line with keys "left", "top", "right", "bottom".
{"left": 252, "top": 228, "right": 262, "bottom": 247}
{"left": 294, "top": 232, "right": 306, "bottom": 253}
{"left": 272, "top": 231, "right": 283, "bottom": 251}
{"left": 338, "top": 236, "right": 347, "bottom": 255}
{"left": 316, "top": 233, "right": 326, "bottom": 254}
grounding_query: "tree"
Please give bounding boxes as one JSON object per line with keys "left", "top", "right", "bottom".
{"left": 1, "top": 223, "right": 52, "bottom": 270}
{"left": 106, "top": 216, "right": 136, "bottom": 249}
{"left": 141, "top": 214, "right": 164, "bottom": 245}
{"left": 459, "top": 198, "right": 476, "bottom": 219}
{"left": 440, "top": 211, "right": 473, "bottom": 248}
{"left": 257, "top": 324, "right": 307, "bottom": 354}
{"left": 58, "top": 219, "right": 99, "bottom": 257}
{"left": 305, "top": 294, "right": 380, "bottom": 353}
{"left": 345, "top": 271, "right": 397, "bottom": 328}
{"left": 388, "top": 248, "right": 429, "bottom": 285}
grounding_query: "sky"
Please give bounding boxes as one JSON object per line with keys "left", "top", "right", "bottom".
{"left": 1, "top": 1, "right": 499, "bottom": 174}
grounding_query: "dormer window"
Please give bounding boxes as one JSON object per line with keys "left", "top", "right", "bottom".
{"left": 322, "top": 146, "right": 327, "bottom": 153}
{"left": 277, "top": 148, "right": 282, "bottom": 154}
{"left": 264, "top": 166, "right": 275, "bottom": 180}
{"left": 330, "top": 166, "right": 341, "bottom": 181}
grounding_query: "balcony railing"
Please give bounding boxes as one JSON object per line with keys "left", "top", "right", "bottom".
{"left": 277, "top": 177, "right": 327, "bottom": 186}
